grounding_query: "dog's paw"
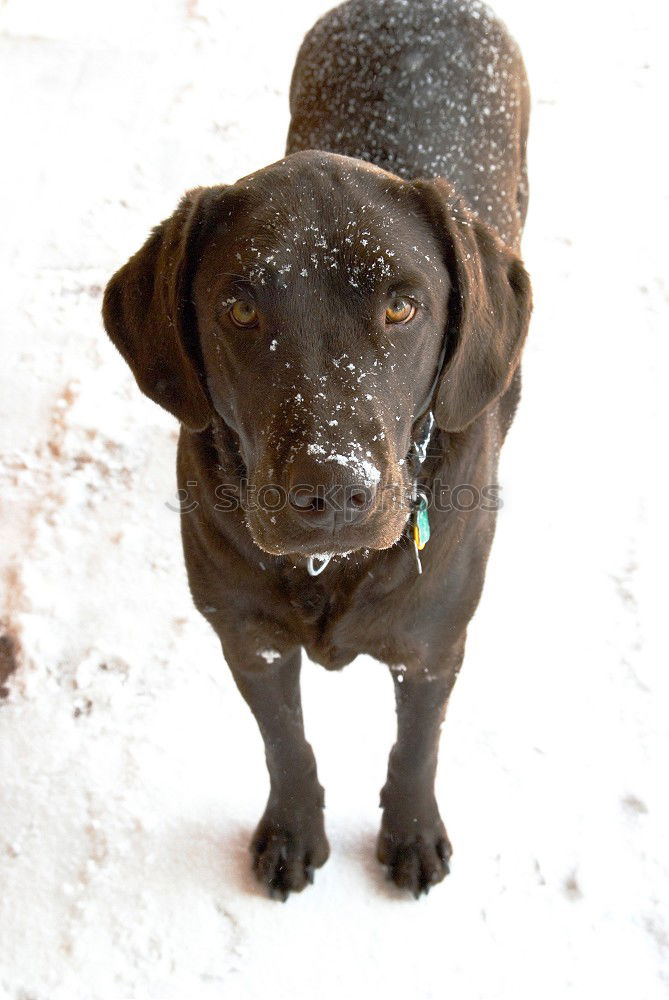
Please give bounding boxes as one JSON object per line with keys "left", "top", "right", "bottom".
{"left": 377, "top": 810, "right": 452, "bottom": 898}
{"left": 250, "top": 809, "right": 329, "bottom": 901}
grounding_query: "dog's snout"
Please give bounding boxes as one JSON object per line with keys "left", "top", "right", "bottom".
{"left": 288, "top": 477, "right": 376, "bottom": 531}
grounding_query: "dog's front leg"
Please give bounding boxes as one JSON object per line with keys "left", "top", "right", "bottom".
{"left": 226, "top": 647, "right": 329, "bottom": 900}
{"left": 378, "top": 647, "right": 463, "bottom": 897}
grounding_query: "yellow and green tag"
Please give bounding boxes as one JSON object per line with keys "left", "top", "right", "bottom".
{"left": 412, "top": 494, "right": 430, "bottom": 551}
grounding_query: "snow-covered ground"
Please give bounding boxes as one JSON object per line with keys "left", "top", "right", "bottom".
{"left": 1, "top": 0, "right": 667, "bottom": 997}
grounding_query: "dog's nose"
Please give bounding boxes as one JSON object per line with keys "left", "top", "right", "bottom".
{"left": 287, "top": 478, "right": 376, "bottom": 530}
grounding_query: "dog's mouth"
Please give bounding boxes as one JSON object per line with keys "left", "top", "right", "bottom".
{"left": 243, "top": 470, "right": 412, "bottom": 560}
{"left": 248, "top": 524, "right": 410, "bottom": 562}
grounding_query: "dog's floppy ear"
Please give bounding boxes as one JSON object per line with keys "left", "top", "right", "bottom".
{"left": 102, "top": 187, "right": 220, "bottom": 431}
{"left": 413, "top": 177, "right": 532, "bottom": 433}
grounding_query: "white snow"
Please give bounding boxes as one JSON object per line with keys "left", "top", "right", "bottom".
{"left": 306, "top": 442, "right": 381, "bottom": 486}
{"left": 1, "top": 1, "right": 668, "bottom": 999}
{"left": 257, "top": 649, "right": 281, "bottom": 664}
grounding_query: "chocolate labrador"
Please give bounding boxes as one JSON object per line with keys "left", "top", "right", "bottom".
{"left": 102, "top": 0, "right": 531, "bottom": 899}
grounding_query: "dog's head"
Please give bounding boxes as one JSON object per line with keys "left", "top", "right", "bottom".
{"left": 103, "top": 151, "right": 531, "bottom": 558}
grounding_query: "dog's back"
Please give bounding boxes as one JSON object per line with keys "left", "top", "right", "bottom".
{"left": 287, "top": 0, "right": 529, "bottom": 248}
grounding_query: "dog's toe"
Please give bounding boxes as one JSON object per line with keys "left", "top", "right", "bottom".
{"left": 377, "top": 813, "right": 452, "bottom": 897}
{"left": 250, "top": 812, "right": 329, "bottom": 899}
{"left": 384, "top": 838, "right": 451, "bottom": 897}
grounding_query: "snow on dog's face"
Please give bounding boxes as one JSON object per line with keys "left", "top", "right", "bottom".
{"left": 192, "top": 152, "right": 448, "bottom": 557}
{"left": 103, "top": 150, "right": 530, "bottom": 559}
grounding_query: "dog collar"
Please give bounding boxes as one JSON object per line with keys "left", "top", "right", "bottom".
{"left": 412, "top": 411, "right": 435, "bottom": 467}
{"left": 307, "top": 554, "right": 332, "bottom": 577}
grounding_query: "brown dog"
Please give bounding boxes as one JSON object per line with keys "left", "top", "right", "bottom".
{"left": 103, "top": 0, "right": 531, "bottom": 899}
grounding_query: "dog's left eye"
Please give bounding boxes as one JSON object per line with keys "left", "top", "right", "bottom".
{"left": 229, "top": 299, "right": 259, "bottom": 328}
{"left": 385, "top": 297, "right": 416, "bottom": 324}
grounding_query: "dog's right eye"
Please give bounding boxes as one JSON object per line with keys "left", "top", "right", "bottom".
{"left": 229, "top": 300, "right": 259, "bottom": 328}
{"left": 385, "top": 297, "right": 416, "bottom": 325}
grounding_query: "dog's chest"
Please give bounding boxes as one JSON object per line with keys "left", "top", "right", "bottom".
{"left": 286, "top": 577, "right": 330, "bottom": 625}
{"left": 280, "top": 572, "right": 365, "bottom": 669}
{"left": 278, "top": 560, "right": 414, "bottom": 670}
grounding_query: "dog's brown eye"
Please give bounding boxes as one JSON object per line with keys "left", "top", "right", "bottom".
{"left": 229, "top": 299, "right": 259, "bottom": 328}
{"left": 385, "top": 297, "right": 416, "bottom": 324}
